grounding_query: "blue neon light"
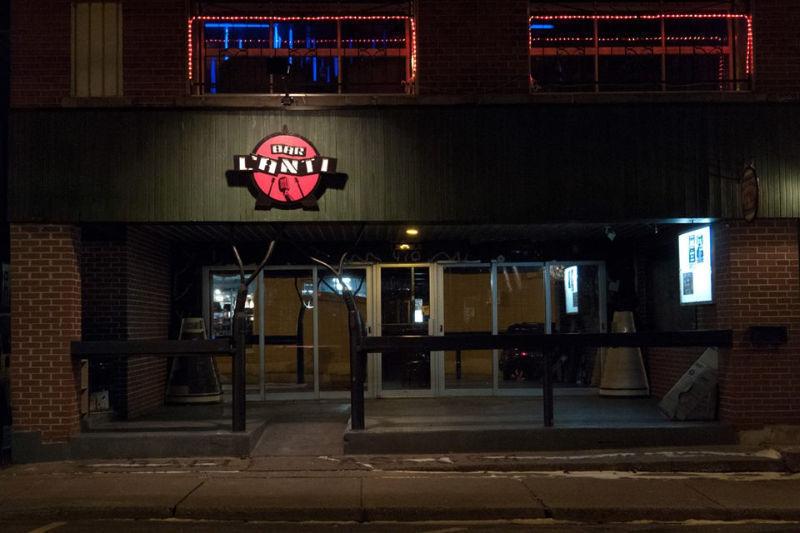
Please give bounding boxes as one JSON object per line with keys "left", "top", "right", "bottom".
{"left": 530, "top": 23, "right": 555, "bottom": 30}
{"left": 333, "top": 57, "right": 339, "bottom": 77}
{"left": 312, "top": 56, "right": 317, "bottom": 81}
{"left": 274, "top": 23, "right": 281, "bottom": 48}
{"left": 224, "top": 27, "right": 229, "bottom": 49}
{"left": 326, "top": 61, "right": 331, "bottom": 83}
{"left": 210, "top": 57, "right": 217, "bottom": 94}
{"left": 204, "top": 23, "right": 270, "bottom": 29}
{"left": 288, "top": 27, "right": 293, "bottom": 48}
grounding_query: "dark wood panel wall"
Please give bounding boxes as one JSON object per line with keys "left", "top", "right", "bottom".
{"left": 8, "top": 104, "right": 800, "bottom": 223}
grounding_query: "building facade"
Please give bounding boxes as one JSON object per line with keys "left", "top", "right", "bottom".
{"left": 6, "top": 0, "right": 800, "bottom": 455}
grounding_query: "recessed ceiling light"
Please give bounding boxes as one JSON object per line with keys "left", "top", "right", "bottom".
{"left": 398, "top": 243, "right": 411, "bottom": 250}
{"left": 405, "top": 228, "right": 419, "bottom": 236}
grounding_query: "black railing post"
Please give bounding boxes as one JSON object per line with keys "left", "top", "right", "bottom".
{"left": 542, "top": 348, "right": 554, "bottom": 427}
{"left": 232, "top": 314, "right": 247, "bottom": 432}
{"left": 344, "top": 289, "right": 365, "bottom": 430}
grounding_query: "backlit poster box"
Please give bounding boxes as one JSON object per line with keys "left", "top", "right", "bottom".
{"left": 564, "top": 265, "right": 579, "bottom": 314}
{"left": 678, "top": 226, "right": 712, "bottom": 305}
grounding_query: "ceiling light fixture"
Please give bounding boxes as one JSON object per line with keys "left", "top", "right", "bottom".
{"left": 405, "top": 228, "right": 419, "bottom": 236}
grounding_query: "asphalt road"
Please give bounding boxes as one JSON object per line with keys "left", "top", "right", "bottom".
{"left": 4, "top": 519, "right": 800, "bottom": 533}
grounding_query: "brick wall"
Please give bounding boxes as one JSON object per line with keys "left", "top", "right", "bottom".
{"left": 125, "top": 227, "right": 171, "bottom": 419}
{"left": 644, "top": 220, "right": 800, "bottom": 426}
{"left": 753, "top": 0, "right": 800, "bottom": 95}
{"left": 10, "top": 224, "right": 81, "bottom": 442}
{"left": 10, "top": 0, "right": 71, "bottom": 107}
{"left": 415, "top": 0, "right": 529, "bottom": 95}
{"left": 79, "top": 227, "right": 171, "bottom": 419}
{"left": 123, "top": 0, "right": 187, "bottom": 102}
{"left": 712, "top": 219, "right": 800, "bottom": 428}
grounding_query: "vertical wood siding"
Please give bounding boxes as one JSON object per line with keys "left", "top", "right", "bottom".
{"left": 8, "top": 104, "right": 800, "bottom": 223}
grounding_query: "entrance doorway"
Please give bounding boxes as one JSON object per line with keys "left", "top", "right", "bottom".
{"left": 203, "top": 261, "right": 606, "bottom": 400}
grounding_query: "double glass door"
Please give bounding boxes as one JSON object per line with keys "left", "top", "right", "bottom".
{"left": 205, "top": 261, "right": 605, "bottom": 400}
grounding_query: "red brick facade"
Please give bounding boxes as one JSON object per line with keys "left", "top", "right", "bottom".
{"left": 10, "top": 225, "right": 81, "bottom": 442}
{"left": 9, "top": 0, "right": 800, "bottom": 106}
{"left": 415, "top": 0, "right": 529, "bottom": 95}
{"left": 753, "top": 0, "right": 800, "bottom": 95}
{"left": 10, "top": 0, "right": 71, "bottom": 107}
{"left": 123, "top": 0, "right": 187, "bottom": 102}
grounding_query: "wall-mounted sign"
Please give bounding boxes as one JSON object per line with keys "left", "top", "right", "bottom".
{"left": 233, "top": 131, "right": 342, "bottom": 210}
{"left": 564, "top": 265, "right": 579, "bottom": 314}
{"left": 740, "top": 163, "right": 759, "bottom": 222}
{"left": 678, "top": 226, "right": 712, "bottom": 305}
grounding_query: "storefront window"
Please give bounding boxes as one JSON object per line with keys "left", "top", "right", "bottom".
{"left": 263, "top": 269, "right": 315, "bottom": 394}
{"left": 209, "top": 271, "right": 259, "bottom": 391}
{"left": 442, "top": 266, "right": 493, "bottom": 390}
{"left": 318, "top": 269, "right": 368, "bottom": 392}
{"left": 496, "top": 265, "right": 548, "bottom": 389}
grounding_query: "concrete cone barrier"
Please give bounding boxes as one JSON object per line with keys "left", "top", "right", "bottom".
{"left": 599, "top": 311, "right": 650, "bottom": 397}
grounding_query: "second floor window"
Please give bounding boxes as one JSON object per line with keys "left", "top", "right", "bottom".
{"left": 529, "top": 12, "right": 753, "bottom": 92}
{"left": 189, "top": 16, "right": 416, "bottom": 95}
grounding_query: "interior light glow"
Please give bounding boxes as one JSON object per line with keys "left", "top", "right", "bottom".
{"left": 405, "top": 228, "right": 419, "bottom": 236}
{"left": 399, "top": 243, "right": 411, "bottom": 250}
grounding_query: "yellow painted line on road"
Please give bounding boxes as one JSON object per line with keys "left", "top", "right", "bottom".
{"left": 27, "top": 521, "right": 66, "bottom": 533}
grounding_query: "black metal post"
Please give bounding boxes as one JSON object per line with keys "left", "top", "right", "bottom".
{"left": 455, "top": 350, "right": 462, "bottom": 380}
{"left": 344, "top": 289, "right": 365, "bottom": 430}
{"left": 542, "top": 349, "right": 554, "bottom": 427}
{"left": 232, "top": 313, "right": 247, "bottom": 432}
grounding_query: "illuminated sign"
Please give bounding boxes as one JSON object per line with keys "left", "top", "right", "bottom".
{"left": 233, "top": 132, "right": 340, "bottom": 210}
{"left": 678, "top": 226, "right": 712, "bottom": 305}
{"left": 564, "top": 265, "right": 579, "bottom": 314}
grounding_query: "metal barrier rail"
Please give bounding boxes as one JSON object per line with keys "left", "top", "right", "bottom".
{"left": 71, "top": 339, "right": 239, "bottom": 429}
{"left": 70, "top": 330, "right": 733, "bottom": 433}
{"left": 353, "top": 330, "right": 733, "bottom": 430}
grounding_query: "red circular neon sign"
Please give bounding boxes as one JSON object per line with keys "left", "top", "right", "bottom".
{"left": 251, "top": 133, "right": 322, "bottom": 205}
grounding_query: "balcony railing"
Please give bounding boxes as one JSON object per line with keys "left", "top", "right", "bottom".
{"left": 529, "top": 13, "right": 753, "bottom": 92}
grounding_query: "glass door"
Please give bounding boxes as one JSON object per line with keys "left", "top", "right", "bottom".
{"left": 438, "top": 264, "right": 493, "bottom": 394}
{"left": 205, "top": 267, "right": 262, "bottom": 398}
{"left": 262, "top": 267, "right": 316, "bottom": 397}
{"left": 496, "top": 263, "right": 548, "bottom": 393}
{"left": 316, "top": 267, "right": 371, "bottom": 397}
{"left": 547, "top": 261, "right": 607, "bottom": 388}
{"left": 375, "top": 265, "right": 435, "bottom": 396}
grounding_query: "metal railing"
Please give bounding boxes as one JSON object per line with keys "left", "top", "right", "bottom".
{"left": 353, "top": 330, "right": 733, "bottom": 430}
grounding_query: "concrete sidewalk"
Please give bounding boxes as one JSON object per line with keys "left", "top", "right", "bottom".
{"left": 1, "top": 450, "right": 800, "bottom": 523}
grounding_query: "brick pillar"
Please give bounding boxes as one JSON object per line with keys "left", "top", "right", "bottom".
{"left": 125, "top": 227, "right": 171, "bottom": 419}
{"left": 10, "top": 224, "right": 81, "bottom": 442}
{"left": 712, "top": 219, "right": 800, "bottom": 428}
{"left": 415, "top": 0, "right": 529, "bottom": 95}
{"left": 80, "top": 226, "right": 171, "bottom": 419}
